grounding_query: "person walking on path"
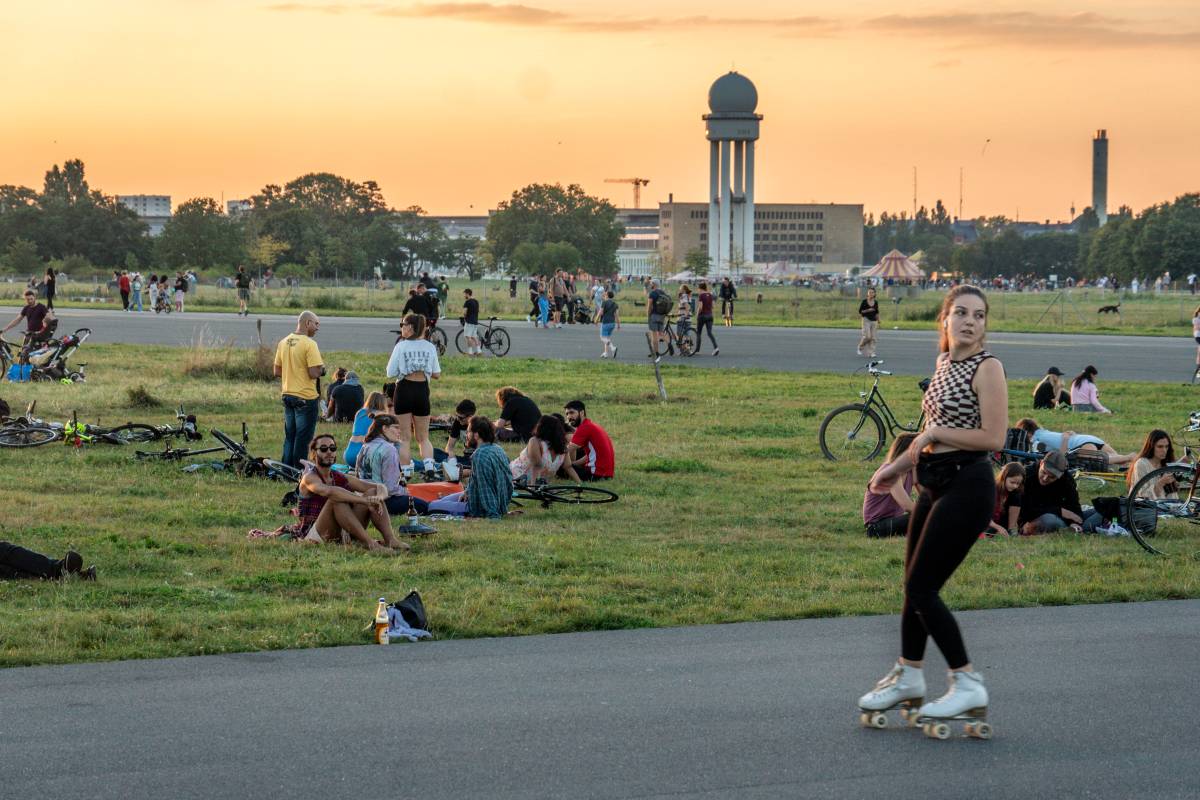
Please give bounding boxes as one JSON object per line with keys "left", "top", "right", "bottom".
{"left": 857, "top": 287, "right": 880, "bottom": 358}
{"left": 130, "top": 273, "right": 143, "bottom": 312}
{"left": 694, "top": 281, "right": 719, "bottom": 355}
{"left": 273, "top": 311, "right": 324, "bottom": 470}
{"left": 598, "top": 290, "right": 620, "bottom": 358}
{"left": 235, "top": 265, "right": 252, "bottom": 317}
{"left": 43, "top": 267, "right": 56, "bottom": 311}
{"left": 118, "top": 271, "right": 131, "bottom": 311}
{"left": 858, "top": 285, "right": 1008, "bottom": 729}
{"left": 719, "top": 277, "right": 737, "bottom": 327}
{"left": 174, "top": 272, "right": 187, "bottom": 313}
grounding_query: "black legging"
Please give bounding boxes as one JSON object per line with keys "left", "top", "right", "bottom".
{"left": 529, "top": 293, "right": 540, "bottom": 318}
{"left": 696, "top": 314, "right": 718, "bottom": 350}
{"left": 900, "top": 455, "right": 993, "bottom": 669}
{"left": 45, "top": 292, "right": 55, "bottom": 311}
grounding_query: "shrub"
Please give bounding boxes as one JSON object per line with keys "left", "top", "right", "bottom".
{"left": 125, "top": 384, "right": 162, "bottom": 408}
{"left": 306, "top": 290, "right": 349, "bottom": 311}
{"left": 182, "top": 331, "right": 275, "bottom": 382}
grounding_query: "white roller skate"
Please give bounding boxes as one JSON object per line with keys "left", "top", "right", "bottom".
{"left": 857, "top": 661, "right": 925, "bottom": 729}
{"left": 916, "top": 670, "right": 992, "bottom": 740}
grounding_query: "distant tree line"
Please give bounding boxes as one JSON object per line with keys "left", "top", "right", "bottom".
{"left": 864, "top": 194, "right": 1200, "bottom": 283}
{"left": 0, "top": 162, "right": 625, "bottom": 282}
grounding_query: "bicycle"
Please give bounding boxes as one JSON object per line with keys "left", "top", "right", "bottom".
{"left": 0, "top": 402, "right": 62, "bottom": 447}
{"left": 209, "top": 424, "right": 303, "bottom": 482}
{"left": 512, "top": 481, "right": 619, "bottom": 509}
{"left": 650, "top": 315, "right": 696, "bottom": 358}
{"left": 818, "top": 361, "right": 929, "bottom": 461}
{"left": 390, "top": 324, "right": 447, "bottom": 358}
{"left": 455, "top": 317, "right": 511, "bottom": 357}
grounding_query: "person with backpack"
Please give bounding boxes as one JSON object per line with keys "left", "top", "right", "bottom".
{"left": 645, "top": 279, "right": 672, "bottom": 358}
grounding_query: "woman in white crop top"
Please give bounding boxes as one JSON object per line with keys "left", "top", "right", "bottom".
{"left": 386, "top": 314, "right": 442, "bottom": 480}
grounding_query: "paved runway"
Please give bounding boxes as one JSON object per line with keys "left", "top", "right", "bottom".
{"left": 2, "top": 600, "right": 1196, "bottom": 799}
{"left": 8, "top": 306, "right": 1197, "bottom": 382}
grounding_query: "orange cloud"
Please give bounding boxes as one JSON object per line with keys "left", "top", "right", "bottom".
{"left": 863, "top": 11, "right": 1200, "bottom": 50}
{"left": 265, "top": 2, "right": 837, "bottom": 35}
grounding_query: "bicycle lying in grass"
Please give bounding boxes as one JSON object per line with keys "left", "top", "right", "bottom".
{"left": 207, "top": 425, "right": 303, "bottom": 482}
{"left": 455, "top": 317, "right": 511, "bottom": 357}
{"left": 1120, "top": 411, "right": 1200, "bottom": 556}
{"left": 818, "top": 361, "right": 929, "bottom": 461}
{"left": 0, "top": 404, "right": 163, "bottom": 448}
{"left": 511, "top": 480, "right": 619, "bottom": 509}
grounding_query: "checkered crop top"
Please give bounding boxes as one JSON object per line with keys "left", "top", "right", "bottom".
{"left": 921, "top": 350, "right": 994, "bottom": 430}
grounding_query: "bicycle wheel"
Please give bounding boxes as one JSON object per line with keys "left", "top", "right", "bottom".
{"left": 0, "top": 426, "right": 60, "bottom": 447}
{"left": 1125, "top": 464, "right": 1200, "bottom": 556}
{"left": 429, "top": 327, "right": 447, "bottom": 356}
{"left": 454, "top": 329, "right": 467, "bottom": 354}
{"left": 260, "top": 459, "right": 302, "bottom": 483}
{"left": 677, "top": 327, "right": 697, "bottom": 357}
{"left": 818, "top": 403, "right": 886, "bottom": 461}
{"left": 486, "top": 327, "right": 511, "bottom": 357}
{"left": 539, "top": 485, "right": 619, "bottom": 504}
{"left": 101, "top": 423, "right": 160, "bottom": 444}
{"left": 211, "top": 428, "right": 249, "bottom": 459}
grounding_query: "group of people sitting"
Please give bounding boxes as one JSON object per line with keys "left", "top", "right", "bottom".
{"left": 863, "top": 417, "right": 1180, "bottom": 539}
{"left": 1032, "top": 364, "right": 1113, "bottom": 414}
{"left": 289, "top": 384, "right": 615, "bottom": 551}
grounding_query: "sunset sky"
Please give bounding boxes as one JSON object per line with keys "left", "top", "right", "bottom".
{"left": 2, "top": 1, "right": 1197, "bottom": 221}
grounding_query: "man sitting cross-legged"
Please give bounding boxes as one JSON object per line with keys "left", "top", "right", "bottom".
{"left": 427, "top": 416, "right": 514, "bottom": 519}
{"left": 297, "top": 433, "right": 408, "bottom": 552}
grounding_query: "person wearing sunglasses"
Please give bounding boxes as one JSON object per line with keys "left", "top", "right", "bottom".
{"left": 297, "top": 433, "right": 408, "bottom": 552}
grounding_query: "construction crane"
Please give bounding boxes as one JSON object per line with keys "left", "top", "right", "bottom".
{"left": 604, "top": 177, "right": 650, "bottom": 209}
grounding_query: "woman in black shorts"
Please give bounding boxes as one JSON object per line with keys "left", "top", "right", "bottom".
{"left": 385, "top": 314, "right": 442, "bottom": 481}
{"left": 857, "top": 285, "right": 1008, "bottom": 734}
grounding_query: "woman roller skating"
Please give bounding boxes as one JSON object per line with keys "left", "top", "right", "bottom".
{"left": 857, "top": 285, "right": 1008, "bottom": 740}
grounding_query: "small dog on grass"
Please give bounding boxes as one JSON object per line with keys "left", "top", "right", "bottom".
{"left": 1097, "top": 303, "right": 1121, "bottom": 314}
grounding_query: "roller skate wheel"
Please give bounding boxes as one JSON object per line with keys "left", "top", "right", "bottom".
{"left": 971, "top": 722, "right": 992, "bottom": 740}
{"left": 869, "top": 712, "right": 887, "bottom": 729}
{"left": 859, "top": 712, "right": 871, "bottom": 727}
{"left": 925, "top": 722, "right": 950, "bottom": 740}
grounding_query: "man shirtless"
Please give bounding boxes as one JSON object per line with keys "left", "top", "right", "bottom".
{"left": 297, "top": 433, "right": 408, "bottom": 552}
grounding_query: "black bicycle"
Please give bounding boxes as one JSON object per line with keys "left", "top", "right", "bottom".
{"left": 512, "top": 481, "right": 619, "bottom": 509}
{"left": 455, "top": 316, "right": 511, "bottom": 357}
{"left": 652, "top": 315, "right": 696, "bottom": 358}
{"left": 209, "top": 425, "right": 303, "bottom": 482}
{"left": 818, "top": 361, "right": 929, "bottom": 461}
{"left": 391, "top": 325, "right": 447, "bottom": 357}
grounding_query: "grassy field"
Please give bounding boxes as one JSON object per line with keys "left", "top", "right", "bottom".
{"left": 0, "top": 345, "right": 1197, "bottom": 668}
{"left": 7, "top": 278, "right": 1200, "bottom": 336}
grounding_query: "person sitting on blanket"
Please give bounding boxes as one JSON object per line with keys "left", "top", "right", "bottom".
{"left": 427, "top": 416, "right": 513, "bottom": 518}
{"left": 1014, "top": 418, "right": 1136, "bottom": 466}
{"left": 354, "top": 414, "right": 431, "bottom": 516}
{"left": 297, "top": 433, "right": 408, "bottom": 551}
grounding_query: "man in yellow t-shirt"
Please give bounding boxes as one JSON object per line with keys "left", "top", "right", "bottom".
{"left": 273, "top": 310, "right": 324, "bottom": 469}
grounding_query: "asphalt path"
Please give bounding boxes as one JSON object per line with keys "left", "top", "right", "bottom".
{"left": 2, "top": 599, "right": 1196, "bottom": 799}
{"left": 7, "top": 306, "right": 1196, "bottom": 382}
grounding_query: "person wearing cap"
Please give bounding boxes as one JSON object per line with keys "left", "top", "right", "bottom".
{"left": 1032, "top": 367, "right": 1070, "bottom": 410}
{"left": 1016, "top": 450, "right": 1104, "bottom": 534}
{"left": 327, "top": 371, "right": 364, "bottom": 424}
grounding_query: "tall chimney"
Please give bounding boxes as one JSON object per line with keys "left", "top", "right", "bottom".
{"left": 1092, "top": 129, "right": 1108, "bottom": 225}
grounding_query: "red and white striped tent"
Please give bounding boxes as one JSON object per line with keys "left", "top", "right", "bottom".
{"left": 862, "top": 249, "right": 923, "bottom": 280}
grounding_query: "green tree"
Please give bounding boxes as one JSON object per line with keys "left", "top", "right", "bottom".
{"left": 155, "top": 197, "right": 246, "bottom": 269}
{"left": 510, "top": 242, "right": 543, "bottom": 275}
{"left": 540, "top": 241, "right": 582, "bottom": 273}
{"left": 1163, "top": 195, "right": 1200, "bottom": 278}
{"left": 249, "top": 234, "right": 288, "bottom": 274}
{"left": 2, "top": 238, "right": 42, "bottom": 275}
{"left": 486, "top": 183, "right": 623, "bottom": 276}
{"left": 684, "top": 248, "right": 711, "bottom": 276}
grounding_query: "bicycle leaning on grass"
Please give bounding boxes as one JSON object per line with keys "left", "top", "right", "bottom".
{"left": 818, "top": 361, "right": 929, "bottom": 461}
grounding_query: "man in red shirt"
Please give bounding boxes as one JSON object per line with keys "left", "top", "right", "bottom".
{"left": 563, "top": 400, "right": 614, "bottom": 480}
{"left": 118, "top": 270, "right": 132, "bottom": 311}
